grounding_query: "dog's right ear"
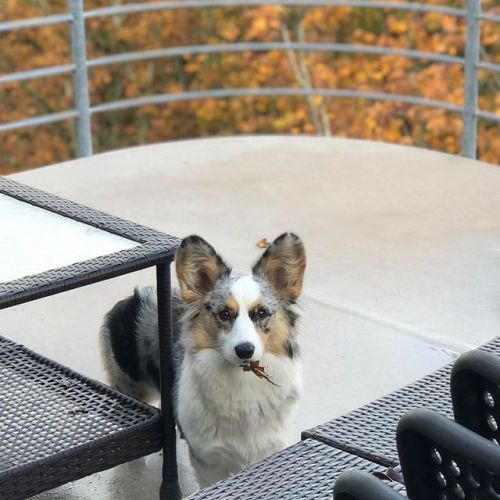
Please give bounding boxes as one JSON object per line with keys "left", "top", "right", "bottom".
{"left": 252, "top": 233, "right": 305, "bottom": 300}
{"left": 176, "top": 235, "right": 231, "bottom": 302}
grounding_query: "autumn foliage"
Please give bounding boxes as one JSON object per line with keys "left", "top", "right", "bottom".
{"left": 0, "top": 0, "right": 499, "bottom": 173}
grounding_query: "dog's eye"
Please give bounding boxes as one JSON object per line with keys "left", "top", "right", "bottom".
{"left": 256, "top": 307, "right": 269, "bottom": 320}
{"left": 218, "top": 309, "right": 232, "bottom": 322}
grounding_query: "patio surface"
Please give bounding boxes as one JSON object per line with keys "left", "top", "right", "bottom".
{"left": 3, "top": 136, "right": 500, "bottom": 498}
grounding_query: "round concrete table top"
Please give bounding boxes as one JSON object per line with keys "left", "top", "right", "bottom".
{"left": 4, "top": 136, "right": 500, "bottom": 498}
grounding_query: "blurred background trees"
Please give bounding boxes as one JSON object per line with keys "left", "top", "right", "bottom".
{"left": 0, "top": 0, "right": 498, "bottom": 173}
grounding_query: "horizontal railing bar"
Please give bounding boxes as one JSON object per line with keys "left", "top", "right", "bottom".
{"left": 1, "top": 91, "right": 496, "bottom": 134}
{"left": 0, "top": 64, "right": 75, "bottom": 85}
{"left": 479, "top": 12, "right": 500, "bottom": 23}
{"left": 0, "top": 14, "right": 72, "bottom": 33}
{"left": 0, "top": 48, "right": 491, "bottom": 88}
{"left": 0, "top": 110, "right": 78, "bottom": 132}
{"left": 478, "top": 61, "right": 500, "bottom": 73}
{"left": 477, "top": 110, "right": 500, "bottom": 123}
{"left": 1, "top": 45, "right": 493, "bottom": 86}
{"left": 90, "top": 88, "right": 465, "bottom": 114}
{"left": 88, "top": 42, "right": 464, "bottom": 68}
{"left": 84, "top": 1, "right": 465, "bottom": 19}
{"left": 91, "top": 88, "right": 500, "bottom": 124}
{"left": 0, "top": 3, "right": 490, "bottom": 37}
{"left": 0, "top": 1, "right": 475, "bottom": 35}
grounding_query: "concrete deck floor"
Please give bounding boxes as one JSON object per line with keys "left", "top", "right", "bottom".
{"left": 4, "top": 136, "right": 500, "bottom": 499}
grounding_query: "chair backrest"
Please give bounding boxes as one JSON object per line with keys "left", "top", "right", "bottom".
{"left": 397, "top": 408, "right": 500, "bottom": 500}
{"left": 333, "top": 470, "right": 403, "bottom": 500}
{"left": 451, "top": 349, "right": 500, "bottom": 445}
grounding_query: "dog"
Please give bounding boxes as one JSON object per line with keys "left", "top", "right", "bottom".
{"left": 100, "top": 233, "right": 305, "bottom": 487}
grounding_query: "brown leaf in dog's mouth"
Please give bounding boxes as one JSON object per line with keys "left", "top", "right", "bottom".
{"left": 240, "top": 360, "right": 280, "bottom": 387}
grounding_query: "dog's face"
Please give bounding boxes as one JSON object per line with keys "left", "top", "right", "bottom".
{"left": 176, "top": 233, "right": 305, "bottom": 365}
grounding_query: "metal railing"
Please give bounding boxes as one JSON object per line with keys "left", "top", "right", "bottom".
{"left": 0, "top": 0, "right": 498, "bottom": 160}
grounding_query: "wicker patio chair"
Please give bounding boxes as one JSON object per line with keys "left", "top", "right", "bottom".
{"left": 451, "top": 349, "right": 500, "bottom": 443}
{"left": 398, "top": 408, "right": 500, "bottom": 499}
{"left": 333, "top": 408, "right": 500, "bottom": 500}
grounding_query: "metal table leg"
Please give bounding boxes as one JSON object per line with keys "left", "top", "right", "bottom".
{"left": 157, "top": 262, "right": 181, "bottom": 500}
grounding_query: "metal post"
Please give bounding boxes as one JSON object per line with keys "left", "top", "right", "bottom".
{"left": 462, "top": 0, "right": 481, "bottom": 159}
{"left": 157, "top": 262, "right": 181, "bottom": 500}
{"left": 68, "top": 0, "right": 92, "bottom": 157}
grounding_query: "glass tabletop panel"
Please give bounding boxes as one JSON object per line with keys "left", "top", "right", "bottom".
{"left": 0, "top": 193, "right": 139, "bottom": 283}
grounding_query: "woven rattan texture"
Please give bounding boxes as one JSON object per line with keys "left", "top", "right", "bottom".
{"left": 0, "top": 335, "right": 162, "bottom": 499}
{"left": 0, "top": 176, "right": 180, "bottom": 308}
{"left": 303, "top": 337, "right": 500, "bottom": 467}
{"left": 189, "top": 439, "right": 406, "bottom": 500}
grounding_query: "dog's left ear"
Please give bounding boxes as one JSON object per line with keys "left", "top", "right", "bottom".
{"left": 176, "top": 235, "right": 231, "bottom": 302}
{"left": 252, "top": 233, "right": 306, "bottom": 300}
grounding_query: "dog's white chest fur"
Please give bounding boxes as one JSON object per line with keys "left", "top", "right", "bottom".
{"left": 177, "top": 349, "right": 302, "bottom": 486}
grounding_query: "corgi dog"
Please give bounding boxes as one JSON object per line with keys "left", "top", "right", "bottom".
{"left": 100, "top": 233, "right": 305, "bottom": 488}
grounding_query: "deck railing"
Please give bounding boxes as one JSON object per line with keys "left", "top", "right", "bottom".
{"left": 0, "top": 0, "right": 498, "bottom": 159}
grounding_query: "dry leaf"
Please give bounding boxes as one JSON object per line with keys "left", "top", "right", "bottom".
{"left": 256, "top": 238, "right": 271, "bottom": 249}
{"left": 240, "top": 360, "right": 280, "bottom": 386}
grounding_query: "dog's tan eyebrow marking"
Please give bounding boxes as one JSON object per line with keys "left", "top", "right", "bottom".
{"left": 224, "top": 296, "right": 239, "bottom": 314}
{"left": 248, "top": 299, "right": 263, "bottom": 312}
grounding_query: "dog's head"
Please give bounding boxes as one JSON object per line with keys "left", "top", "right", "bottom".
{"left": 176, "top": 233, "right": 305, "bottom": 365}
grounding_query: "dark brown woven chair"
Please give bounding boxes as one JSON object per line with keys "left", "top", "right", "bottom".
{"left": 333, "top": 408, "right": 500, "bottom": 500}
{"left": 398, "top": 408, "right": 500, "bottom": 500}
{"left": 333, "top": 409, "right": 500, "bottom": 500}
{"left": 451, "top": 349, "right": 500, "bottom": 444}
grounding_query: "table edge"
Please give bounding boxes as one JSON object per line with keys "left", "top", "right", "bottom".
{"left": 0, "top": 176, "right": 180, "bottom": 308}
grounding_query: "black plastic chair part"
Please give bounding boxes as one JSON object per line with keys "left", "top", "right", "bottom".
{"left": 333, "top": 470, "right": 404, "bottom": 499}
{"left": 397, "top": 408, "right": 500, "bottom": 500}
{"left": 451, "top": 349, "right": 500, "bottom": 444}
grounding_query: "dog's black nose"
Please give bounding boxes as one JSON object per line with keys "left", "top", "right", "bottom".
{"left": 235, "top": 342, "right": 255, "bottom": 360}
